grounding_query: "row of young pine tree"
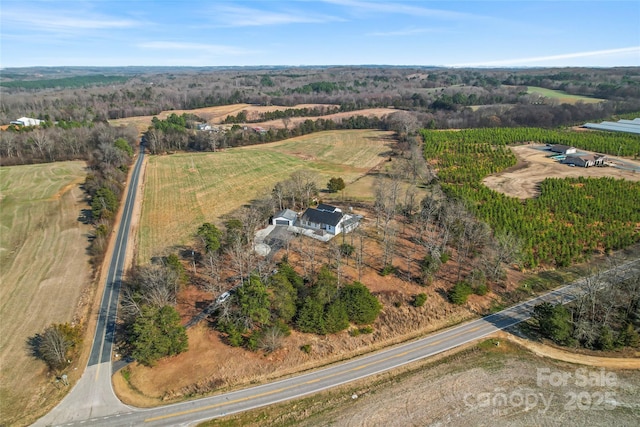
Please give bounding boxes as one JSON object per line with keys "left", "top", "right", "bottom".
{"left": 421, "top": 128, "right": 640, "bottom": 268}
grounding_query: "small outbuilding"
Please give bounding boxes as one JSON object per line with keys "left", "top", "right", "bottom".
{"left": 272, "top": 209, "right": 298, "bottom": 226}
{"left": 10, "top": 117, "right": 43, "bottom": 127}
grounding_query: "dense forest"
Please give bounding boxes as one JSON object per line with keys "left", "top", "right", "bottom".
{"left": 2, "top": 66, "right": 639, "bottom": 124}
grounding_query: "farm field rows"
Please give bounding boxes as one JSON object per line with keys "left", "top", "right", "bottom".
{"left": 0, "top": 161, "right": 92, "bottom": 426}
{"left": 137, "top": 130, "right": 394, "bottom": 263}
{"left": 526, "top": 86, "right": 604, "bottom": 104}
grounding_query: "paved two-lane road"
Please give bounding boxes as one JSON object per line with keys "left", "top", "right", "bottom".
{"left": 89, "top": 144, "right": 145, "bottom": 366}
{"left": 35, "top": 145, "right": 146, "bottom": 426}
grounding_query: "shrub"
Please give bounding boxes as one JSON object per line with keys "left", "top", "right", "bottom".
{"left": 421, "top": 254, "right": 441, "bottom": 278}
{"left": 218, "top": 320, "right": 245, "bottom": 347}
{"left": 324, "top": 300, "right": 349, "bottom": 334}
{"left": 381, "top": 264, "right": 397, "bottom": 276}
{"left": 412, "top": 293, "right": 428, "bottom": 307}
{"left": 131, "top": 305, "right": 188, "bottom": 366}
{"left": 327, "top": 177, "right": 346, "bottom": 193}
{"left": 440, "top": 252, "right": 450, "bottom": 263}
{"left": 532, "top": 302, "right": 573, "bottom": 345}
{"left": 246, "top": 330, "right": 262, "bottom": 351}
{"left": 340, "top": 243, "right": 355, "bottom": 258}
{"left": 449, "top": 281, "right": 473, "bottom": 305}
{"left": 296, "top": 297, "right": 326, "bottom": 334}
{"left": 339, "top": 282, "right": 382, "bottom": 325}
{"left": 359, "top": 326, "right": 374, "bottom": 334}
{"left": 300, "top": 344, "right": 312, "bottom": 354}
{"left": 474, "top": 284, "right": 489, "bottom": 296}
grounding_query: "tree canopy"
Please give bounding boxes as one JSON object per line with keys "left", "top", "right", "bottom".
{"left": 197, "top": 222, "right": 222, "bottom": 253}
{"left": 131, "top": 305, "right": 188, "bottom": 366}
{"left": 327, "top": 177, "right": 346, "bottom": 193}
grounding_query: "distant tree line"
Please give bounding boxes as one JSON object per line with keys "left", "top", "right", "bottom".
{"left": 143, "top": 113, "right": 387, "bottom": 155}
{"left": 0, "top": 75, "right": 129, "bottom": 90}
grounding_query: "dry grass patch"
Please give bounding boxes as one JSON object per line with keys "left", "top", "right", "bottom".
{"left": 137, "top": 130, "right": 394, "bottom": 263}
{"left": 0, "top": 161, "right": 93, "bottom": 426}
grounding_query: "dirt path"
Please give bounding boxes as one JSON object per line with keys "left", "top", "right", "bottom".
{"left": 495, "top": 331, "right": 640, "bottom": 369}
{"left": 483, "top": 144, "right": 640, "bottom": 199}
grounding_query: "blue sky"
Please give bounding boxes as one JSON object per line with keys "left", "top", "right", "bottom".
{"left": 1, "top": 1, "right": 639, "bottom": 68}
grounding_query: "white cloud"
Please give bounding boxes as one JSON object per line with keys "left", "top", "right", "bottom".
{"left": 2, "top": 10, "right": 137, "bottom": 32}
{"left": 209, "top": 5, "right": 343, "bottom": 27}
{"left": 452, "top": 46, "right": 640, "bottom": 67}
{"left": 324, "top": 0, "right": 481, "bottom": 20}
{"left": 368, "top": 27, "right": 448, "bottom": 36}
{"left": 137, "top": 42, "right": 256, "bottom": 56}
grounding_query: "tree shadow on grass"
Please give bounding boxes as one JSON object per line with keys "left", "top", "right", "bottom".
{"left": 26, "top": 333, "right": 43, "bottom": 360}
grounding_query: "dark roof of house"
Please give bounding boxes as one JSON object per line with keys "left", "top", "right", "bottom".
{"left": 301, "top": 207, "right": 343, "bottom": 226}
{"left": 551, "top": 144, "right": 575, "bottom": 152}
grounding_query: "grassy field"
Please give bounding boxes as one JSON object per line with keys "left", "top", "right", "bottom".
{"left": 0, "top": 161, "right": 93, "bottom": 426}
{"left": 527, "top": 86, "right": 604, "bottom": 104}
{"left": 137, "top": 130, "right": 394, "bottom": 263}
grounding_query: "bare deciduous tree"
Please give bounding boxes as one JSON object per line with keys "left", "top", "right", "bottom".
{"left": 38, "top": 326, "right": 70, "bottom": 371}
{"left": 121, "top": 264, "right": 180, "bottom": 318}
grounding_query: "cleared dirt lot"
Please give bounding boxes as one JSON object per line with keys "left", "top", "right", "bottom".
{"left": 483, "top": 145, "right": 640, "bottom": 199}
{"left": 0, "top": 162, "right": 93, "bottom": 426}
